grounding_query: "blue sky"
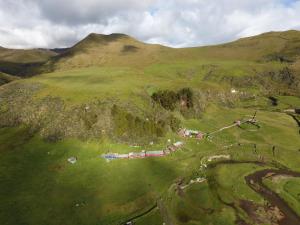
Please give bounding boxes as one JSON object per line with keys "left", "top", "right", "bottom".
{"left": 282, "top": 0, "right": 298, "bottom": 5}
{"left": 0, "top": 0, "right": 300, "bottom": 48}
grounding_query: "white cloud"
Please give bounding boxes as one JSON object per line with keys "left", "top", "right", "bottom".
{"left": 0, "top": 0, "right": 299, "bottom": 49}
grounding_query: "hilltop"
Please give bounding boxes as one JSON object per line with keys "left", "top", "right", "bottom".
{"left": 44, "top": 32, "right": 170, "bottom": 71}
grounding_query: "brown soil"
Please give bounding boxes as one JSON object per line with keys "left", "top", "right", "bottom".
{"left": 240, "top": 200, "right": 284, "bottom": 225}
{"left": 245, "top": 169, "right": 300, "bottom": 225}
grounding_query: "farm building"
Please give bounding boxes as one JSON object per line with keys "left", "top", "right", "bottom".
{"left": 102, "top": 153, "right": 118, "bottom": 160}
{"left": 101, "top": 141, "right": 184, "bottom": 161}
{"left": 166, "top": 141, "right": 184, "bottom": 152}
{"left": 167, "top": 145, "right": 176, "bottom": 152}
{"left": 195, "top": 132, "right": 204, "bottom": 139}
{"left": 146, "top": 150, "right": 165, "bottom": 157}
{"left": 178, "top": 128, "right": 186, "bottom": 137}
{"left": 117, "top": 154, "right": 129, "bottom": 159}
{"left": 178, "top": 128, "right": 204, "bottom": 139}
{"left": 164, "top": 149, "right": 171, "bottom": 154}
{"left": 129, "top": 151, "right": 146, "bottom": 158}
{"left": 173, "top": 141, "right": 184, "bottom": 147}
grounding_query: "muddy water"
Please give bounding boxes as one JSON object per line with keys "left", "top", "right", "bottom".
{"left": 121, "top": 161, "right": 300, "bottom": 225}
{"left": 245, "top": 169, "right": 300, "bottom": 225}
{"left": 208, "top": 160, "right": 300, "bottom": 225}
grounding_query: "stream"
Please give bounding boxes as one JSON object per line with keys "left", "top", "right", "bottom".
{"left": 119, "top": 161, "right": 300, "bottom": 225}
{"left": 208, "top": 160, "right": 300, "bottom": 225}
{"left": 245, "top": 169, "right": 300, "bottom": 225}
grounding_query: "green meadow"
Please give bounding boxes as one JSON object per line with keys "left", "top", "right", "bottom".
{"left": 1, "top": 102, "right": 300, "bottom": 224}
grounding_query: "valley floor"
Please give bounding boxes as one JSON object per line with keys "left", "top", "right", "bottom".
{"left": 1, "top": 99, "right": 300, "bottom": 225}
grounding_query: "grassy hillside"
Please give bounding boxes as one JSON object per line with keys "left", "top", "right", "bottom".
{"left": 42, "top": 30, "right": 300, "bottom": 70}
{"left": 0, "top": 46, "right": 57, "bottom": 63}
{"left": 43, "top": 33, "right": 171, "bottom": 71}
{"left": 183, "top": 30, "right": 300, "bottom": 61}
{"left": 0, "top": 72, "right": 19, "bottom": 86}
{"left": 0, "top": 30, "right": 300, "bottom": 225}
{"left": 0, "top": 46, "right": 57, "bottom": 76}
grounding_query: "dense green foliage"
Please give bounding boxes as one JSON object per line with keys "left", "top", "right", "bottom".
{"left": 111, "top": 105, "right": 164, "bottom": 140}
{"left": 151, "top": 88, "right": 193, "bottom": 111}
{"left": 111, "top": 105, "right": 180, "bottom": 142}
{"left": 152, "top": 90, "right": 179, "bottom": 110}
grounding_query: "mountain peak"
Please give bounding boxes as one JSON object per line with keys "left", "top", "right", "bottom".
{"left": 70, "top": 32, "right": 139, "bottom": 51}
{"left": 83, "top": 33, "right": 134, "bottom": 43}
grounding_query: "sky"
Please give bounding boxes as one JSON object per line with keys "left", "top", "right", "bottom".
{"left": 0, "top": 0, "right": 300, "bottom": 49}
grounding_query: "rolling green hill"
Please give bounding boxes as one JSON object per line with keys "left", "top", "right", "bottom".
{"left": 0, "top": 46, "right": 57, "bottom": 63}
{"left": 0, "top": 30, "right": 300, "bottom": 225}
{"left": 46, "top": 30, "right": 300, "bottom": 70}
{"left": 44, "top": 33, "right": 171, "bottom": 71}
{"left": 0, "top": 46, "right": 57, "bottom": 76}
{"left": 0, "top": 71, "right": 19, "bottom": 85}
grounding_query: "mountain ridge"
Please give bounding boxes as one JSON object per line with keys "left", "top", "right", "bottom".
{"left": 0, "top": 30, "right": 300, "bottom": 76}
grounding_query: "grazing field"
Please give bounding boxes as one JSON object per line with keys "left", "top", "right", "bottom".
{"left": 1, "top": 102, "right": 300, "bottom": 225}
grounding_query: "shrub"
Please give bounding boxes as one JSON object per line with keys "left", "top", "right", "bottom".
{"left": 151, "top": 88, "right": 194, "bottom": 110}
{"left": 167, "top": 115, "right": 181, "bottom": 131}
{"left": 111, "top": 105, "right": 167, "bottom": 141}
{"left": 152, "top": 90, "right": 178, "bottom": 110}
{"left": 178, "top": 88, "right": 193, "bottom": 108}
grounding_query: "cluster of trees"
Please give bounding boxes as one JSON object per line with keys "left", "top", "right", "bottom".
{"left": 111, "top": 105, "right": 180, "bottom": 142}
{"left": 151, "top": 88, "right": 193, "bottom": 111}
